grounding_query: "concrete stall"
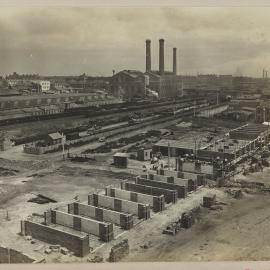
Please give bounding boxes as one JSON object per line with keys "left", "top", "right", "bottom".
{"left": 68, "top": 202, "right": 133, "bottom": 230}
{"left": 135, "top": 177, "right": 187, "bottom": 198}
{"left": 158, "top": 168, "right": 206, "bottom": 186}
{"left": 88, "top": 193, "right": 150, "bottom": 219}
{"left": 47, "top": 209, "right": 114, "bottom": 242}
{"left": 147, "top": 173, "right": 197, "bottom": 192}
{"left": 105, "top": 187, "right": 165, "bottom": 212}
{"left": 121, "top": 181, "right": 177, "bottom": 204}
{"left": 21, "top": 220, "right": 90, "bottom": 257}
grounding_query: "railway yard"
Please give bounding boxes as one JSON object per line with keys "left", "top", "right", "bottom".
{"left": 1, "top": 96, "right": 270, "bottom": 263}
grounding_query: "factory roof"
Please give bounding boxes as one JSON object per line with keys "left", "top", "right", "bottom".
{"left": 154, "top": 139, "right": 195, "bottom": 150}
{"left": 113, "top": 152, "right": 129, "bottom": 158}
{"left": 203, "top": 138, "right": 250, "bottom": 154}
{"left": 48, "top": 132, "right": 63, "bottom": 140}
{"left": 230, "top": 124, "right": 268, "bottom": 134}
{"left": 115, "top": 70, "right": 144, "bottom": 79}
{"left": 146, "top": 70, "right": 175, "bottom": 77}
{"left": 0, "top": 92, "right": 99, "bottom": 101}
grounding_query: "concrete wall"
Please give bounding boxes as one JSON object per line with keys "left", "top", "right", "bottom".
{"left": 148, "top": 172, "right": 197, "bottom": 191}
{"left": 0, "top": 245, "right": 35, "bottom": 263}
{"left": 50, "top": 210, "right": 113, "bottom": 242}
{"left": 135, "top": 177, "right": 187, "bottom": 198}
{"left": 148, "top": 173, "right": 174, "bottom": 183}
{"left": 158, "top": 169, "right": 184, "bottom": 178}
{"left": 159, "top": 168, "right": 204, "bottom": 182}
{"left": 88, "top": 193, "right": 150, "bottom": 219}
{"left": 122, "top": 182, "right": 177, "bottom": 204}
{"left": 176, "top": 159, "right": 214, "bottom": 175}
{"left": 68, "top": 202, "right": 133, "bottom": 230}
{"left": 22, "top": 220, "right": 89, "bottom": 257}
{"left": 105, "top": 187, "right": 164, "bottom": 212}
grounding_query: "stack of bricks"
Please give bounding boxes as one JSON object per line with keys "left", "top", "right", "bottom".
{"left": 108, "top": 239, "right": 129, "bottom": 262}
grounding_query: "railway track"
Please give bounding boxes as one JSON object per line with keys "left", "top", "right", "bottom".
{"left": 22, "top": 102, "right": 215, "bottom": 154}
{"left": 0, "top": 97, "right": 211, "bottom": 127}
{"left": 12, "top": 99, "right": 212, "bottom": 145}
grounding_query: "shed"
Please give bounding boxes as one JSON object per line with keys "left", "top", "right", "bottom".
{"left": 45, "top": 132, "right": 64, "bottom": 145}
{"left": 137, "top": 147, "right": 152, "bottom": 161}
{"left": 113, "top": 153, "right": 129, "bottom": 168}
{"left": 0, "top": 137, "right": 13, "bottom": 151}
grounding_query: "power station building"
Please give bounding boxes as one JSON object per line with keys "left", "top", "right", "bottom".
{"left": 110, "top": 39, "right": 181, "bottom": 101}
{"left": 145, "top": 39, "right": 181, "bottom": 98}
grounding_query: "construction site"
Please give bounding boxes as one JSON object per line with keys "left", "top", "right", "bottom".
{"left": 2, "top": 33, "right": 270, "bottom": 264}
{"left": 2, "top": 100, "right": 270, "bottom": 263}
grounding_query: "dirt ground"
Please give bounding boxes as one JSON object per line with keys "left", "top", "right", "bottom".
{"left": 0, "top": 117, "right": 269, "bottom": 263}
{"left": 1, "top": 154, "right": 270, "bottom": 262}
{"left": 123, "top": 192, "right": 270, "bottom": 262}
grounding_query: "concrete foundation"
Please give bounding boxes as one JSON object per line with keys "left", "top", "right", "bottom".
{"left": 88, "top": 193, "right": 150, "bottom": 219}
{"left": 105, "top": 186, "right": 165, "bottom": 212}
{"left": 121, "top": 181, "right": 177, "bottom": 204}
{"left": 68, "top": 202, "right": 133, "bottom": 230}
{"left": 135, "top": 177, "right": 187, "bottom": 198}
{"left": 21, "top": 220, "right": 90, "bottom": 257}
{"left": 48, "top": 209, "right": 114, "bottom": 242}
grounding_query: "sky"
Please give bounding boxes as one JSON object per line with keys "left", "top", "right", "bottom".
{"left": 1, "top": 6, "right": 270, "bottom": 77}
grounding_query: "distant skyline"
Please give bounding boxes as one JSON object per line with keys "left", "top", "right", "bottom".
{"left": 1, "top": 7, "right": 270, "bottom": 77}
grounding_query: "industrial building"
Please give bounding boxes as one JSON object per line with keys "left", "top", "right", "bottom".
{"left": 110, "top": 39, "right": 181, "bottom": 101}
{"left": 153, "top": 123, "right": 270, "bottom": 166}
{"left": 144, "top": 39, "right": 181, "bottom": 98}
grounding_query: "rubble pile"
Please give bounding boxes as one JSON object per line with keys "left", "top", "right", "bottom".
{"left": 108, "top": 239, "right": 129, "bottom": 262}
{"left": 203, "top": 194, "right": 216, "bottom": 208}
{"left": 225, "top": 189, "right": 243, "bottom": 199}
{"left": 163, "top": 206, "right": 201, "bottom": 235}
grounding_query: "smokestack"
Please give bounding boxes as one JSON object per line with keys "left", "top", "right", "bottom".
{"left": 145, "top": 40, "right": 151, "bottom": 72}
{"left": 173, "top": 48, "right": 177, "bottom": 75}
{"left": 159, "top": 39, "right": 165, "bottom": 75}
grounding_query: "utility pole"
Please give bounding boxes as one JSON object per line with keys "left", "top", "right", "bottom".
{"left": 168, "top": 142, "right": 170, "bottom": 170}
{"left": 194, "top": 139, "right": 197, "bottom": 160}
{"left": 62, "top": 133, "right": 66, "bottom": 160}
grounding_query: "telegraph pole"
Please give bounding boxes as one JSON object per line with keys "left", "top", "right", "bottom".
{"left": 168, "top": 142, "right": 170, "bottom": 169}
{"left": 62, "top": 133, "right": 66, "bottom": 160}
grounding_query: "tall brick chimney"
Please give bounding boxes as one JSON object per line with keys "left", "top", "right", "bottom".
{"left": 159, "top": 39, "right": 165, "bottom": 75}
{"left": 146, "top": 40, "right": 151, "bottom": 72}
{"left": 173, "top": 48, "right": 177, "bottom": 75}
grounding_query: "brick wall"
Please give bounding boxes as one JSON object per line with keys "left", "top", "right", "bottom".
{"left": 23, "top": 220, "right": 89, "bottom": 257}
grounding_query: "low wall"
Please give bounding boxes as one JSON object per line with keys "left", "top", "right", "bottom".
{"left": 149, "top": 172, "right": 197, "bottom": 192}
{"left": 68, "top": 202, "right": 133, "bottom": 230}
{"left": 135, "top": 177, "right": 187, "bottom": 198}
{"left": 0, "top": 245, "right": 36, "bottom": 263}
{"left": 51, "top": 209, "right": 114, "bottom": 242}
{"left": 122, "top": 181, "right": 177, "bottom": 204}
{"left": 105, "top": 187, "right": 165, "bottom": 212}
{"left": 21, "top": 220, "right": 89, "bottom": 257}
{"left": 158, "top": 169, "right": 184, "bottom": 178}
{"left": 88, "top": 193, "right": 150, "bottom": 219}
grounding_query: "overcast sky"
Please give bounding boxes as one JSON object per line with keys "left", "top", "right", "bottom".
{"left": 1, "top": 7, "right": 270, "bottom": 77}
